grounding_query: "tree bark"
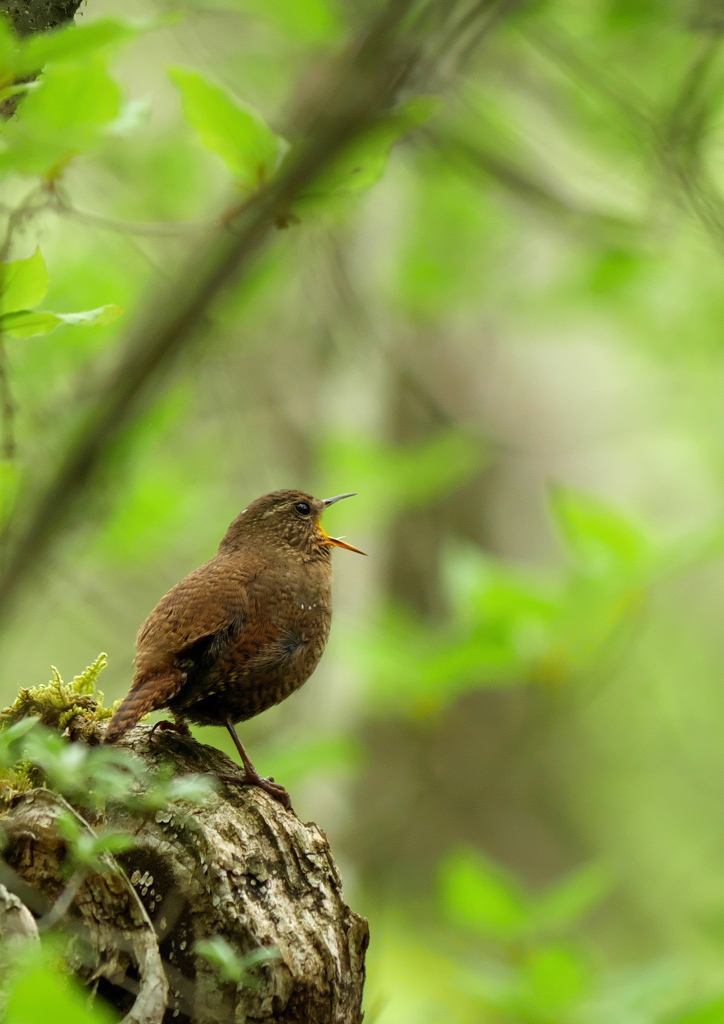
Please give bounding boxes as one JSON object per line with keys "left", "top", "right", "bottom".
{"left": 0, "top": 724, "right": 368, "bottom": 1024}
{"left": 0, "top": 0, "right": 82, "bottom": 37}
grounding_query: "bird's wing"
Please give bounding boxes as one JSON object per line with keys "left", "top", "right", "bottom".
{"left": 104, "top": 557, "right": 266, "bottom": 741}
{"left": 134, "top": 555, "right": 256, "bottom": 667}
{"left": 105, "top": 556, "right": 258, "bottom": 743}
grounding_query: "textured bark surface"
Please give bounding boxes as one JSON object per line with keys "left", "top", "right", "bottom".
{"left": 0, "top": 0, "right": 82, "bottom": 36}
{"left": 0, "top": 724, "right": 368, "bottom": 1024}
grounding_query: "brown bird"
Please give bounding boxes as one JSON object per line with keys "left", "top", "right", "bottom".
{"left": 104, "top": 489, "right": 364, "bottom": 808}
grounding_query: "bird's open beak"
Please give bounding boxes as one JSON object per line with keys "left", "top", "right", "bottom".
{"left": 323, "top": 493, "right": 356, "bottom": 506}
{"left": 320, "top": 493, "right": 366, "bottom": 555}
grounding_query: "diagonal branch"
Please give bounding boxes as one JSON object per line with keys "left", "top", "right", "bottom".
{"left": 0, "top": 0, "right": 510, "bottom": 631}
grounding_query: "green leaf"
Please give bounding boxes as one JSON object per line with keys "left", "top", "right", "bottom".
{"left": 20, "top": 56, "right": 120, "bottom": 133}
{"left": 550, "top": 485, "right": 653, "bottom": 577}
{"left": 5, "top": 963, "right": 117, "bottom": 1024}
{"left": 55, "top": 303, "right": 123, "bottom": 326}
{"left": 241, "top": 0, "right": 342, "bottom": 43}
{"left": 15, "top": 19, "right": 135, "bottom": 76}
{"left": 1, "top": 56, "right": 121, "bottom": 174}
{"left": 195, "top": 936, "right": 247, "bottom": 984}
{"left": 530, "top": 862, "right": 611, "bottom": 934}
{"left": 321, "top": 429, "right": 484, "bottom": 524}
{"left": 0, "top": 715, "right": 40, "bottom": 768}
{"left": 65, "top": 827, "right": 134, "bottom": 868}
{"left": 106, "top": 96, "right": 152, "bottom": 137}
{"left": 1, "top": 303, "right": 122, "bottom": 338}
{"left": 518, "top": 944, "right": 588, "bottom": 1015}
{"left": 195, "top": 936, "right": 279, "bottom": 986}
{"left": 0, "top": 311, "right": 61, "bottom": 337}
{"left": 131, "top": 772, "right": 218, "bottom": 811}
{"left": 300, "top": 95, "right": 441, "bottom": 204}
{"left": 170, "top": 67, "right": 284, "bottom": 188}
{"left": 0, "top": 249, "right": 48, "bottom": 315}
{"left": 439, "top": 848, "right": 531, "bottom": 940}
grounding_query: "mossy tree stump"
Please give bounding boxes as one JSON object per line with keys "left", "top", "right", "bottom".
{"left": 0, "top": 676, "right": 368, "bottom": 1024}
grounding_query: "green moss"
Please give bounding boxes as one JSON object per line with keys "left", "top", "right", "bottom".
{"left": 0, "top": 654, "right": 122, "bottom": 800}
{"left": 0, "top": 653, "right": 120, "bottom": 732}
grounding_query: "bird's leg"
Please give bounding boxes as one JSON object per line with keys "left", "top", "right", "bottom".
{"left": 220, "top": 717, "right": 292, "bottom": 810}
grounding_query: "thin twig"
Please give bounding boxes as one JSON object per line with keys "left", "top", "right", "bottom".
{"left": 36, "top": 866, "right": 87, "bottom": 931}
{"left": 0, "top": 186, "right": 50, "bottom": 262}
{"left": 52, "top": 195, "right": 210, "bottom": 237}
{"left": 431, "top": 127, "right": 639, "bottom": 231}
{"left": 528, "top": 21, "right": 724, "bottom": 256}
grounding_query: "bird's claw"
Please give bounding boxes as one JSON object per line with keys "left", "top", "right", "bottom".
{"left": 149, "top": 719, "right": 192, "bottom": 739}
{"left": 218, "top": 772, "right": 292, "bottom": 810}
{"left": 257, "top": 776, "right": 291, "bottom": 808}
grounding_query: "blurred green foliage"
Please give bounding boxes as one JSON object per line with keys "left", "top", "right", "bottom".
{"left": 4, "top": 945, "right": 118, "bottom": 1024}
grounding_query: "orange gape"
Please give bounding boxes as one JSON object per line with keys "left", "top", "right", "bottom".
{"left": 105, "top": 490, "right": 364, "bottom": 809}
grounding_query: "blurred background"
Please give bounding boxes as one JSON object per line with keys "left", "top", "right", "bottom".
{"left": 5, "top": 0, "right": 724, "bottom": 1020}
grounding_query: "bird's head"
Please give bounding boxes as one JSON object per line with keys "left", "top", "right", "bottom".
{"left": 219, "top": 489, "right": 366, "bottom": 559}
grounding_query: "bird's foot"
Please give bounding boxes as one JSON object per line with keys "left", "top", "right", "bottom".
{"left": 218, "top": 771, "right": 292, "bottom": 810}
{"left": 149, "top": 719, "right": 192, "bottom": 739}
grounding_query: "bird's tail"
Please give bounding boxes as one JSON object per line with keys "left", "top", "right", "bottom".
{"left": 104, "top": 668, "right": 183, "bottom": 743}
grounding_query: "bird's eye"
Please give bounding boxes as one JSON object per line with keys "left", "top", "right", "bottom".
{"left": 295, "top": 501, "right": 311, "bottom": 516}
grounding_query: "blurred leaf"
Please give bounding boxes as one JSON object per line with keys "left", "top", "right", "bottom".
{"left": 0, "top": 249, "right": 48, "bottom": 315}
{"left": 360, "top": 550, "right": 560, "bottom": 713}
{"left": 1, "top": 311, "right": 61, "bottom": 338}
{"left": 439, "top": 847, "right": 530, "bottom": 940}
{"left": 16, "top": 19, "right": 135, "bottom": 76}
{"left": 54, "top": 304, "right": 123, "bottom": 326}
{"left": 195, "top": 935, "right": 280, "bottom": 986}
{"left": 322, "top": 429, "right": 484, "bottom": 523}
{"left": 517, "top": 944, "right": 589, "bottom": 1016}
{"left": 56, "top": 812, "right": 134, "bottom": 869}
{"left": 240, "top": 0, "right": 341, "bottom": 43}
{"left": 588, "top": 247, "right": 642, "bottom": 294}
{"left": 550, "top": 485, "right": 654, "bottom": 577}
{"left": 24, "top": 57, "right": 120, "bottom": 134}
{"left": 0, "top": 715, "right": 39, "bottom": 767}
{"left": 130, "top": 771, "right": 218, "bottom": 811}
{"left": 20, "top": 726, "right": 144, "bottom": 806}
{"left": 106, "top": 96, "right": 152, "bottom": 136}
{"left": 530, "top": 862, "right": 611, "bottom": 934}
{"left": 170, "top": 67, "right": 285, "bottom": 188}
{"left": 195, "top": 935, "right": 247, "bottom": 984}
{"left": 297, "top": 96, "right": 441, "bottom": 208}
{"left": 1, "top": 303, "right": 123, "bottom": 342}
{"left": 1, "top": 56, "right": 121, "bottom": 174}
{"left": 5, "top": 962, "right": 116, "bottom": 1024}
